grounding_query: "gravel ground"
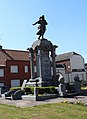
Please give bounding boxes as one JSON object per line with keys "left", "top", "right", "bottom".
{"left": 0, "top": 95, "right": 87, "bottom": 108}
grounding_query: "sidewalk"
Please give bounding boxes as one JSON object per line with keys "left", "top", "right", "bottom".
{"left": 0, "top": 95, "right": 87, "bottom": 108}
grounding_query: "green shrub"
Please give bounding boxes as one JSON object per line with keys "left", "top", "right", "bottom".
{"left": 10, "top": 86, "right": 57, "bottom": 95}
{"left": 10, "top": 87, "right": 21, "bottom": 91}
{"left": 24, "top": 87, "right": 34, "bottom": 94}
{"left": 24, "top": 86, "right": 57, "bottom": 95}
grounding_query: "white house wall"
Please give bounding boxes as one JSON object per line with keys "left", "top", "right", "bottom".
{"left": 66, "top": 72, "right": 86, "bottom": 83}
{"left": 66, "top": 55, "right": 86, "bottom": 83}
{"left": 70, "top": 55, "right": 85, "bottom": 69}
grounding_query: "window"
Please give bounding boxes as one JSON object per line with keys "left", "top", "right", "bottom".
{"left": 0, "top": 82, "right": 4, "bottom": 86}
{"left": 10, "top": 65, "right": 18, "bottom": 73}
{"left": 79, "top": 74, "right": 84, "bottom": 81}
{"left": 56, "top": 64, "right": 64, "bottom": 68}
{"left": 86, "top": 73, "right": 87, "bottom": 80}
{"left": 11, "top": 79, "right": 20, "bottom": 87}
{"left": 0, "top": 69, "right": 4, "bottom": 77}
{"left": 24, "top": 66, "right": 28, "bottom": 73}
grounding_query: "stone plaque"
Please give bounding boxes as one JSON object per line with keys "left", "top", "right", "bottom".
{"left": 42, "top": 57, "right": 51, "bottom": 79}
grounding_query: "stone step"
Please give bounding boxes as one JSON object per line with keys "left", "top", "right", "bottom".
{"left": 5, "top": 96, "right": 12, "bottom": 100}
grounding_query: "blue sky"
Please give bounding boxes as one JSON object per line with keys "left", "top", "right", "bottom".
{"left": 0, "top": 0, "right": 87, "bottom": 62}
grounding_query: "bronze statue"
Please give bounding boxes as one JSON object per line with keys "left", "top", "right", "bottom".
{"left": 33, "top": 15, "right": 48, "bottom": 39}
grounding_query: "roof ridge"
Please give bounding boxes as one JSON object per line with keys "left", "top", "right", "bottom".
{"left": 55, "top": 51, "right": 82, "bottom": 62}
{"left": 58, "top": 51, "right": 73, "bottom": 56}
{"left": 2, "top": 50, "right": 14, "bottom": 60}
{"left": 4, "top": 49, "right": 28, "bottom": 52}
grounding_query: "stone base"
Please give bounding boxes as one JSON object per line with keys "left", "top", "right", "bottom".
{"left": 22, "top": 95, "right": 37, "bottom": 101}
{"left": 22, "top": 94, "right": 58, "bottom": 101}
{"left": 41, "top": 80, "right": 54, "bottom": 87}
{"left": 26, "top": 77, "right": 54, "bottom": 87}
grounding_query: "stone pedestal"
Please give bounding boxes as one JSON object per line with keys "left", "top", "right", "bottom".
{"left": 28, "top": 48, "right": 35, "bottom": 79}
{"left": 28, "top": 38, "right": 58, "bottom": 86}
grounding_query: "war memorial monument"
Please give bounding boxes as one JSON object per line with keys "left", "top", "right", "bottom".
{"left": 2, "top": 15, "right": 81, "bottom": 100}
{"left": 26, "top": 15, "right": 68, "bottom": 97}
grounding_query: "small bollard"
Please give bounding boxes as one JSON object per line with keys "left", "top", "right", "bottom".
{"left": 30, "top": 79, "right": 39, "bottom": 101}
{"left": 34, "top": 87, "right": 38, "bottom": 101}
{"left": 58, "top": 83, "right": 67, "bottom": 97}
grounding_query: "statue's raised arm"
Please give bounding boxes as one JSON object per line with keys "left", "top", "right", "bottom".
{"left": 33, "top": 15, "right": 48, "bottom": 39}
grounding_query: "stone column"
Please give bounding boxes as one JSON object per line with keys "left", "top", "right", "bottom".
{"left": 29, "top": 48, "right": 35, "bottom": 79}
{"left": 51, "top": 45, "right": 58, "bottom": 76}
{"left": 36, "top": 49, "right": 42, "bottom": 78}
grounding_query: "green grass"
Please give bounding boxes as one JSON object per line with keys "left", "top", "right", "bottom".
{"left": 0, "top": 103, "right": 87, "bottom": 119}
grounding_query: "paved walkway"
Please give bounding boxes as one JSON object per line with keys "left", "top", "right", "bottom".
{"left": 0, "top": 95, "right": 87, "bottom": 108}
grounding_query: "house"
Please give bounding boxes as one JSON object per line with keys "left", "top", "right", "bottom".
{"left": 55, "top": 52, "right": 86, "bottom": 83}
{"left": 0, "top": 45, "right": 31, "bottom": 88}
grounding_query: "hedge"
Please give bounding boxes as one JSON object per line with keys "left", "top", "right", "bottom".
{"left": 10, "top": 86, "right": 58, "bottom": 95}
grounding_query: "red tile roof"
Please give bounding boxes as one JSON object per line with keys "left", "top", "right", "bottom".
{"left": 0, "top": 49, "right": 29, "bottom": 65}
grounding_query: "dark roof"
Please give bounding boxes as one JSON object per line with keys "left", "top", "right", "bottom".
{"left": 85, "top": 63, "right": 87, "bottom": 66}
{"left": 0, "top": 49, "right": 29, "bottom": 65}
{"left": 55, "top": 52, "right": 81, "bottom": 62}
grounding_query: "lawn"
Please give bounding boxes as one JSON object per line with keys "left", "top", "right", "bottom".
{"left": 0, "top": 103, "right": 87, "bottom": 119}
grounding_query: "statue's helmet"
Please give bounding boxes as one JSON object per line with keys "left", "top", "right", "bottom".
{"left": 42, "top": 15, "right": 45, "bottom": 19}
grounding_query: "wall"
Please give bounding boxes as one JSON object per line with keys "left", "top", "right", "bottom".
{"left": 56, "top": 60, "right": 71, "bottom": 73}
{"left": 70, "top": 55, "right": 85, "bottom": 69}
{"left": 3, "top": 60, "right": 31, "bottom": 88}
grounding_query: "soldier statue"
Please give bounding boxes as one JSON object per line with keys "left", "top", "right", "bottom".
{"left": 33, "top": 15, "right": 48, "bottom": 39}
